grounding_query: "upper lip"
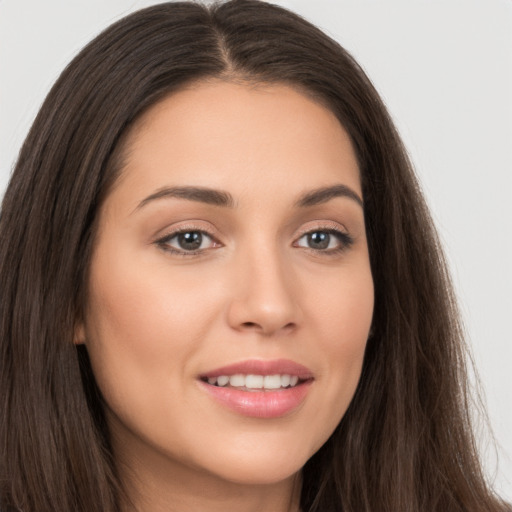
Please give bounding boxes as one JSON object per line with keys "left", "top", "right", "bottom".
{"left": 199, "top": 359, "right": 314, "bottom": 379}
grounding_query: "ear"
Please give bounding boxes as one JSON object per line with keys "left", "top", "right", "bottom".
{"left": 73, "top": 321, "right": 86, "bottom": 345}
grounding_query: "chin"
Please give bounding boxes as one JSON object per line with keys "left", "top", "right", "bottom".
{"left": 207, "top": 458, "right": 304, "bottom": 486}
{"left": 190, "top": 432, "right": 320, "bottom": 486}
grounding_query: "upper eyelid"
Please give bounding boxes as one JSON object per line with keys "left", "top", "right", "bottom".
{"left": 155, "top": 221, "right": 349, "bottom": 240}
{"left": 294, "top": 221, "right": 350, "bottom": 237}
{"left": 160, "top": 226, "right": 216, "bottom": 238}
{"left": 154, "top": 222, "right": 219, "bottom": 241}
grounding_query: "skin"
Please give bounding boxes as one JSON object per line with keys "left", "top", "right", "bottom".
{"left": 77, "top": 81, "right": 374, "bottom": 512}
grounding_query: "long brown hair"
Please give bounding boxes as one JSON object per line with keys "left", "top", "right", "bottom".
{"left": 0, "top": 1, "right": 508, "bottom": 511}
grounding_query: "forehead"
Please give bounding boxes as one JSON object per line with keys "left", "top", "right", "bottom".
{"left": 111, "top": 80, "right": 361, "bottom": 209}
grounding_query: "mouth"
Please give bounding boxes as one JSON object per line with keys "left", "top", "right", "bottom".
{"left": 200, "top": 373, "right": 305, "bottom": 391}
{"left": 198, "top": 359, "right": 314, "bottom": 418}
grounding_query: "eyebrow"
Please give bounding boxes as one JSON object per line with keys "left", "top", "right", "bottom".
{"left": 295, "top": 184, "right": 363, "bottom": 209}
{"left": 136, "top": 186, "right": 236, "bottom": 210}
{"left": 135, "top": 183, "right": 363, "bottom": 211}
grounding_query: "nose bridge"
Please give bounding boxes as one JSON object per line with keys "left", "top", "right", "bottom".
{"left": 227, "top": 234, "right": 300, "bottom": 335}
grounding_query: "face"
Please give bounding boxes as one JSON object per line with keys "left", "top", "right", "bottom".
{"left": 79, "top": 81, "right": 374, "bottom": 489}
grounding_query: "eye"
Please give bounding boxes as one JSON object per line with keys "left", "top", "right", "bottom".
{"left": 156, "top": 230, "right": 219, "bottom": 255}
{"left": 295, "top": 229, "right": 353, "bottom": 253}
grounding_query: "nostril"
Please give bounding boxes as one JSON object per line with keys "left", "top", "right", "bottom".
{"left": 242, "top": 322, "right": 258, "bottom": 329}
{"left": 239, "top": 321, "right": 296, "bottom": 335}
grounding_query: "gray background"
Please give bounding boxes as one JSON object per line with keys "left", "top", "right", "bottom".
{"left": 1, "top": 0, "right": 511, "bottom": 500}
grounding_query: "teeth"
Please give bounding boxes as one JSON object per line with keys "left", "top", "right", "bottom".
{"left": 263, "top": 375, "right": 281, "bottom": 389}
{"left": 216, "top": 375, "right": 229, "bottom": 387}
{"left": 245, "top": 374, "right": 263, "bottom": 388}
{"left": 206, "top": 373, "right": 302, "bottom": 389}
{"left": 229, "top": 374, "right": 245, "bottom": 387}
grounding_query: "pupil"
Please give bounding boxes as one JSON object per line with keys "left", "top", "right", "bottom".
{"left": 178, "top": 232, "right": 202, "bottom": 250}
{"left": 308, "top": 231, "right": 330, "bottom": 249}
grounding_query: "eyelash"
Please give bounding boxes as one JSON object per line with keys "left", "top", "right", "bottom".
{"left": 155, "top": 226, "right": 220, "bottom": 257}
{"left": 294, "top": 227, "right": 354, "bottom": 255}
{"left": 155, "top": 225, "right": 354, "bottom": 257}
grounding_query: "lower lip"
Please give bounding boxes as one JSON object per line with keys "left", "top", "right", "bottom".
{"left": 199, "top": 381, "right": 312, "bottom": 418}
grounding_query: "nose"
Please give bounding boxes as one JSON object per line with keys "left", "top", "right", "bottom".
{"left": 226, "top": 247, "right": 301, "bottom": 336}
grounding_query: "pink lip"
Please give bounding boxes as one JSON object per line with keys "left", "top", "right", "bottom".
{"left": 198, "top": 359, "right": 314, "bottom": 419}
{"left": 199, "top": 359, "right": 314, "bottom": 379}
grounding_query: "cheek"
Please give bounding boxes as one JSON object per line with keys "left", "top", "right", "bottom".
{"left": 304, "top": 264, "right": 373, "bottom": 428}
{"left": 82, "top": 244, "right": 223, "bottom": 405}
{"left": 309, "top": 259, "right": 373, "bottom": 348}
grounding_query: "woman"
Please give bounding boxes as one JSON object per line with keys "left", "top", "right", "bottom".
{"left": 0, "top": 1, "right": 509, "bottom": 511}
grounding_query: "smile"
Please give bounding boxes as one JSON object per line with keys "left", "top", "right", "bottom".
{"left": 203, "top": 374, "right": 301, "bottom": 390}
{"left": 198, "top": 359, "right": 314, "bottom": 418}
